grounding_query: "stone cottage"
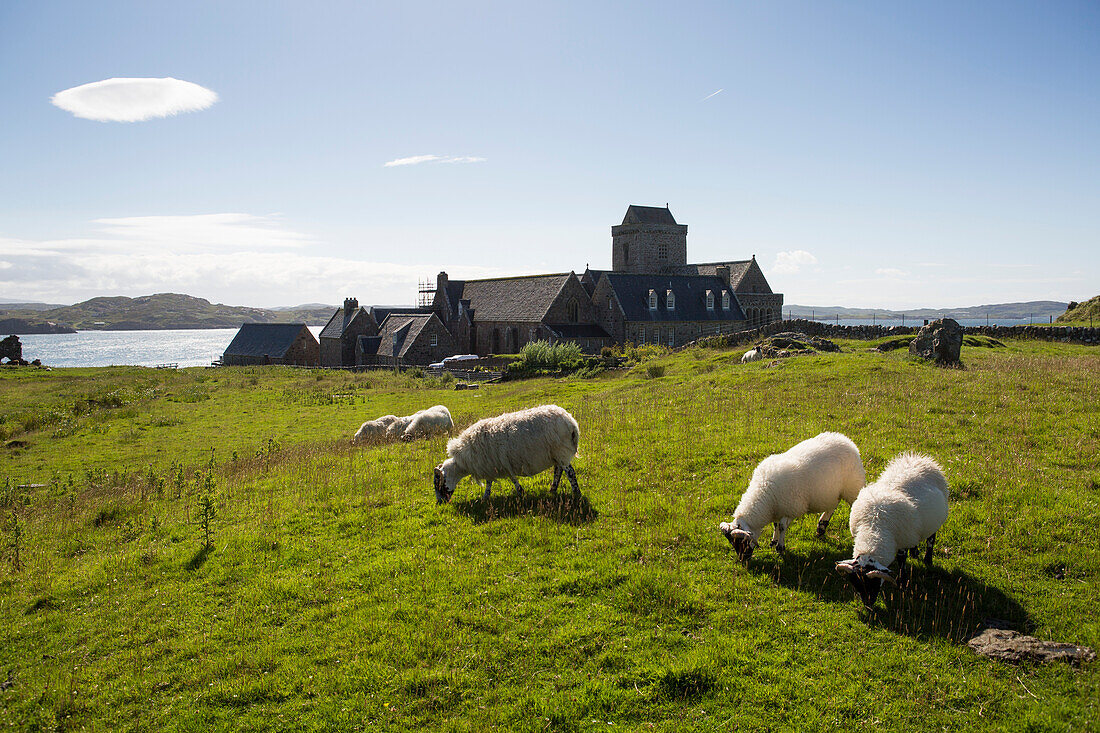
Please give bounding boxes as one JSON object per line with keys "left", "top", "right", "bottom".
{"left": 357, "top": 312, "right": 457, "bottom": 367}
{"left": 222, "top": 323, "right": 319, "bottom": 366}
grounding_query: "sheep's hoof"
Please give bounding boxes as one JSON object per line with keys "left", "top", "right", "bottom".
{"left": 815, "top": 521, "right": 828, "bottom": 538}
{"left": 769, "top": 539, "right": 779, "bottom": 549}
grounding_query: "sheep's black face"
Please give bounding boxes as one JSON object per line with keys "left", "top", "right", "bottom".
{"left": 433, "top": 466, "right": 454, "bottom": 504}
{"left": 844, "top": 572, "right": 883, "bottom": 608}
{"left": 720, "top": 525, "right": 757, "bottom": 563}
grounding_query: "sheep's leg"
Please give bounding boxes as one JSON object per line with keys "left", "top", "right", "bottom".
{"left": 564, "top": 465, "right": 580, "bottom": 494}
{"left": 769, "top": 517, "right": 791, "bottom": 553}
{"left": 550, "top": 466, "right": 563, "bottom": 493}
{"left": 896, "top": 549, "right": 910, "bottom": 586}
{"left": 924, "top": 534, "right": 936, "bottom": 566}
{"left": 483, "top": 479, "right": 493, "bottom": 501}
{"left": 816, "top": 507, "right": 836, "bottom": 538}
{"left": 510, "top": 476, "right": 523, "bottom": 496}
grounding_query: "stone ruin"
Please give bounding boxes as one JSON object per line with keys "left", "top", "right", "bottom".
{"left": 0, "top": 335, "right": 23, "bottom": 364}
{"left": 908, "top": 318, "right": 963, "bottom": 366}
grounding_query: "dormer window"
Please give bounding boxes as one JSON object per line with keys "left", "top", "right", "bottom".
{"left": 666, "top": 289, "right": 675, "bottom": 310}
{"left": 648, "top": 289, "right": 658, "bottom": 310}
{"left": 706, "top": 290, "right": 715, "bottom": 310}
{"left": 722, "top": 291, "right": 730, "bottom": 310}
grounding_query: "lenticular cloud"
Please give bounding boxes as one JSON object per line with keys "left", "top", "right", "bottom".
{"left": 51, "top": 77, "right": 218, "bottom": 122}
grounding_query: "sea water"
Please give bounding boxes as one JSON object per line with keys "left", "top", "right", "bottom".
{"left": 17, "top": 327, "right": 325, "bottom": 368}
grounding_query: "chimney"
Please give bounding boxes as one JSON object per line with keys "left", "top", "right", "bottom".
{"left": 344, "top": 297, "right": 358, "bottom": 314}
{"left": 715, "top": 265, "right": 731, "bottom": 287}
{"left": 437, "top": 271, "right": 449, "bottom": 291}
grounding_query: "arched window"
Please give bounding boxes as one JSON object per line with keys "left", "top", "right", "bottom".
{"left": 567, "top": 298, "right": 579, "bottom": 323}
{"left": 624, "top": 243, "right": 630, "bottom": 264}
{"left": 492, "top": 328, "right": 501, "bottom": 354}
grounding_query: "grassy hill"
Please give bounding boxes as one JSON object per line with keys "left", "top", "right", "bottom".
{"left": 787, "top": 300, "right": 1067, "bottom": 321}
{"left": 0, "top": 293, "right": 334, "bottom": 331}
{"left": 1055, "top": 295, "right": 1100, "bottom": 325}
{"left": 1, "top": 340, "right": 1097, "bottom": 730}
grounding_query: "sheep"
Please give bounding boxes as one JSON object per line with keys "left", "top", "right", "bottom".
{"left": 741, "top": 348, "right": 762, "bottom": 364}
{"left": 719, "top": 432, "right": 866, "bottom": 562}
{"left": 433, "top": 404, "right": 580, "bottom": 504}
{"left": 353, "top": 405, "right": 453, "bottom": 443}
{"left": 353, "top": 414, "right": 403, "bottom": 442}
{"left": 835, "top": 451, "right": 949, "bottom": 607}
{"left": 401, "top": 405, "right": 453, "bottom": 440}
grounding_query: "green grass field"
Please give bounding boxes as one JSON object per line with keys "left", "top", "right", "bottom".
{"left": 1, "top": 339, "right": 1098, "bottom": 731}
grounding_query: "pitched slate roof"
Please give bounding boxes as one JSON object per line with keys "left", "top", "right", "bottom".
{"left": 369, "top": 306, "right": 424, "bottom": 324}
{"left": 622, "top": 205, "right": 678, "bottom": 226}
{"left": 603, "top": 274, "right": 746, "bottom": 322}
{"left": 223, "top": 323, "right": 313, "bottom": 358}
{"left": 374, "top": 313, "right": 437, "bottom": 358}
{"left": 319, "top": 307, "right": 364, "bottom": 340}
{"left": 447, "top": 274, "right": 572, "bottom": 323}
{"left": 666, "top": 260, "right": 764, "bottom": 289}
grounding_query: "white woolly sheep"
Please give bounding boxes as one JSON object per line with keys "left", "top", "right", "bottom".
{"left": 741, "top": 348, "right": 762, "bottom": 364}
{"left": 353, "top": 414, "right": 402, "bottom": 442}
{"left": 719, "top": 432, "right": 866, "bottom": 562}
{"left": 401, "top": 405, "right": 453, "bottom": 440}
{"left": 835, "top": 451, "right": 949, "bottom": 606}
{"left": 433, "top": 404, "right": 580, "bottom": 504}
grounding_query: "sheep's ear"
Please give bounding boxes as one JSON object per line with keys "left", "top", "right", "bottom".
{"left": 867, "top": 569, "right": 897, "bottom": 586}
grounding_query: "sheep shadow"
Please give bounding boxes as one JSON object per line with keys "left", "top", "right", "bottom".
{"left": 452, "top": 490, "right": 599, "bottom": 526}
{"left": 740, "top": 544, "right": 1032, "bottom": 642}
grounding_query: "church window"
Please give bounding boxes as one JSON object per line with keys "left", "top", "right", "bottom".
{"left": 648, "top": 290, "right": 658, "bottom": 310}
{"left": 706, "top": 290, "right": 715, "bottom": 310}
{"left": 624, "top": 243, "right": 630, "bottom": 264}
{"left": 666, "top": 289, "right": 675, "bottom": 310}
{"left": 567, "top": 298, "right": 579, "bottom": 323}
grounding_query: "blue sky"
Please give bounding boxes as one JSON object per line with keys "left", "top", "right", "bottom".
{"left": 1, "top": 1, "right": 1097, "bottom": 308}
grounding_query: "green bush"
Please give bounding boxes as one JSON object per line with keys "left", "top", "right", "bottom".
{"left": 519, "top": 340, "right": 584, "bottom": 370}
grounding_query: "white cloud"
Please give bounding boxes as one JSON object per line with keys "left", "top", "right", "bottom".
{"left": 0, "top": 215, "right": 513, "bottom": 307}
{"left": 875, "top": 267, "right": 907, "bottom": 278}
{"left": 772, "top": 250, "right": 818, "bottom": 274}
{"left": 51, "top": 77, "right": 218, "bottom": 122}
{"left": 383, "top": 154, "right": 486, "bottom": 167}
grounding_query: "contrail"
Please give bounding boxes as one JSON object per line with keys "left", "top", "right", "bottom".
{"left": 701, "top": 88, "right": 724, "bottom": 101}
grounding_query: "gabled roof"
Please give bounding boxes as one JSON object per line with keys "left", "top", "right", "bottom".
{"left": 224, "top": 323, "right": 313, "bottom": 358}
{"left": 603, "top": 274, "right": 746, "bottom": 322}
{"left": 622, "top": 205, "right": 678, "bottom": 226}
{"left": 447, "top": 273, "right": 573, "bottom": 323}
{"left": 319, "top": 306, "right": 370, "bottom": 340}
{"left": 666, "top": 260, "right": 766, "bottom": 291}
{"left": 369, "top": 306, "right": 425, "bottom": 324}
{"left": 375, "top": 313, "right": 438, "bottom": 358}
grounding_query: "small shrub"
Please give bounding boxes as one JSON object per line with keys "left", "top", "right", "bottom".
{"left": 600, "top": 346, "right": 614, "bottom": 358}
{"left": 645, "top": 363, "right": 666, "bottom": 379}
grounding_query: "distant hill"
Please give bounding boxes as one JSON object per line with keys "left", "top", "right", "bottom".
{"left": 0, "top": 294, "right": 335, "bottom": 332}
{"left": 1055, "top": 296, "right": 1100, "bottom": 324}
{"left": 785, "top": 301, "right": 1067, "bottom": 320}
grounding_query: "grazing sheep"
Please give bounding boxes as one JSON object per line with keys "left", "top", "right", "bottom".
{"left": 353, "top": 414, "right": 402, "bottom": 442}
{"left": 402, "top": 405, "right": 453, "bottom": 440}
{"left": 835, "top": 452, "right": 949, "bottom": 607}
{"left": 741, "top": 348, "right": 762, "bottom": 364}
{"left": 433, "top": 404, "right": 580, "bottom": 504}
{"left": 719, "top": 432, "right": 866, "bottom": 562}
{"left": 353, "top": 405, "right": 453, "bottom": 443}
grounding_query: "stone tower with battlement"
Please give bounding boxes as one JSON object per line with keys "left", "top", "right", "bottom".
{"left": 611, "top": 205, "right": 688, "bottom": 274}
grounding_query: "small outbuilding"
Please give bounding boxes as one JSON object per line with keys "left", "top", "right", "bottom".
{"left": 358, "top": 313, "right": 457, "bottom": 367}
{"left": 222, "top": 323, "right": 320, "bottom": 366}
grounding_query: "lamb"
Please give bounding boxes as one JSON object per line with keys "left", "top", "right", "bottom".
{"left": 835, "top": 451, "right": 949, "bottom": 607}
{"left": 433, "top": 404, "right": 580, "bottom": 504}
{"left": 741, "top": 348, "right": 762, "bottom": 364}
{"left": 353, "top": 405, "right": 453, "bottom": 442}
{"left": 353, "top": 414, "right": 403, "bottom": 441}
{"left": 719, "top": 432, "right": 866, "bottom": 562}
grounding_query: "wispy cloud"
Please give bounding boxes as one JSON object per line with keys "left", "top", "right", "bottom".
{"left": 383, "top": 154, "right": 486, "bottom": 167}
{"left": 773, "top": 250, "right": 818, "bottom": 274}
{"left": 701, "top": 89, "right": 724, "bottom": 101}
{"left": 875, "top": 267, "right": 908, "bottom": 278}
{"left": 51, "top": 77, "right": 218, "bottom": 122}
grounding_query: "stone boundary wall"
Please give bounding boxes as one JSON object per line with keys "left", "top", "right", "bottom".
{"left": 697, "top": 319, "right": 1100, "bottom": 347}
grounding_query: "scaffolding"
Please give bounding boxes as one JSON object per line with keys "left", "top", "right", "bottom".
{"left": 417, "top": 278, "right": 436, "bottom": 308}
